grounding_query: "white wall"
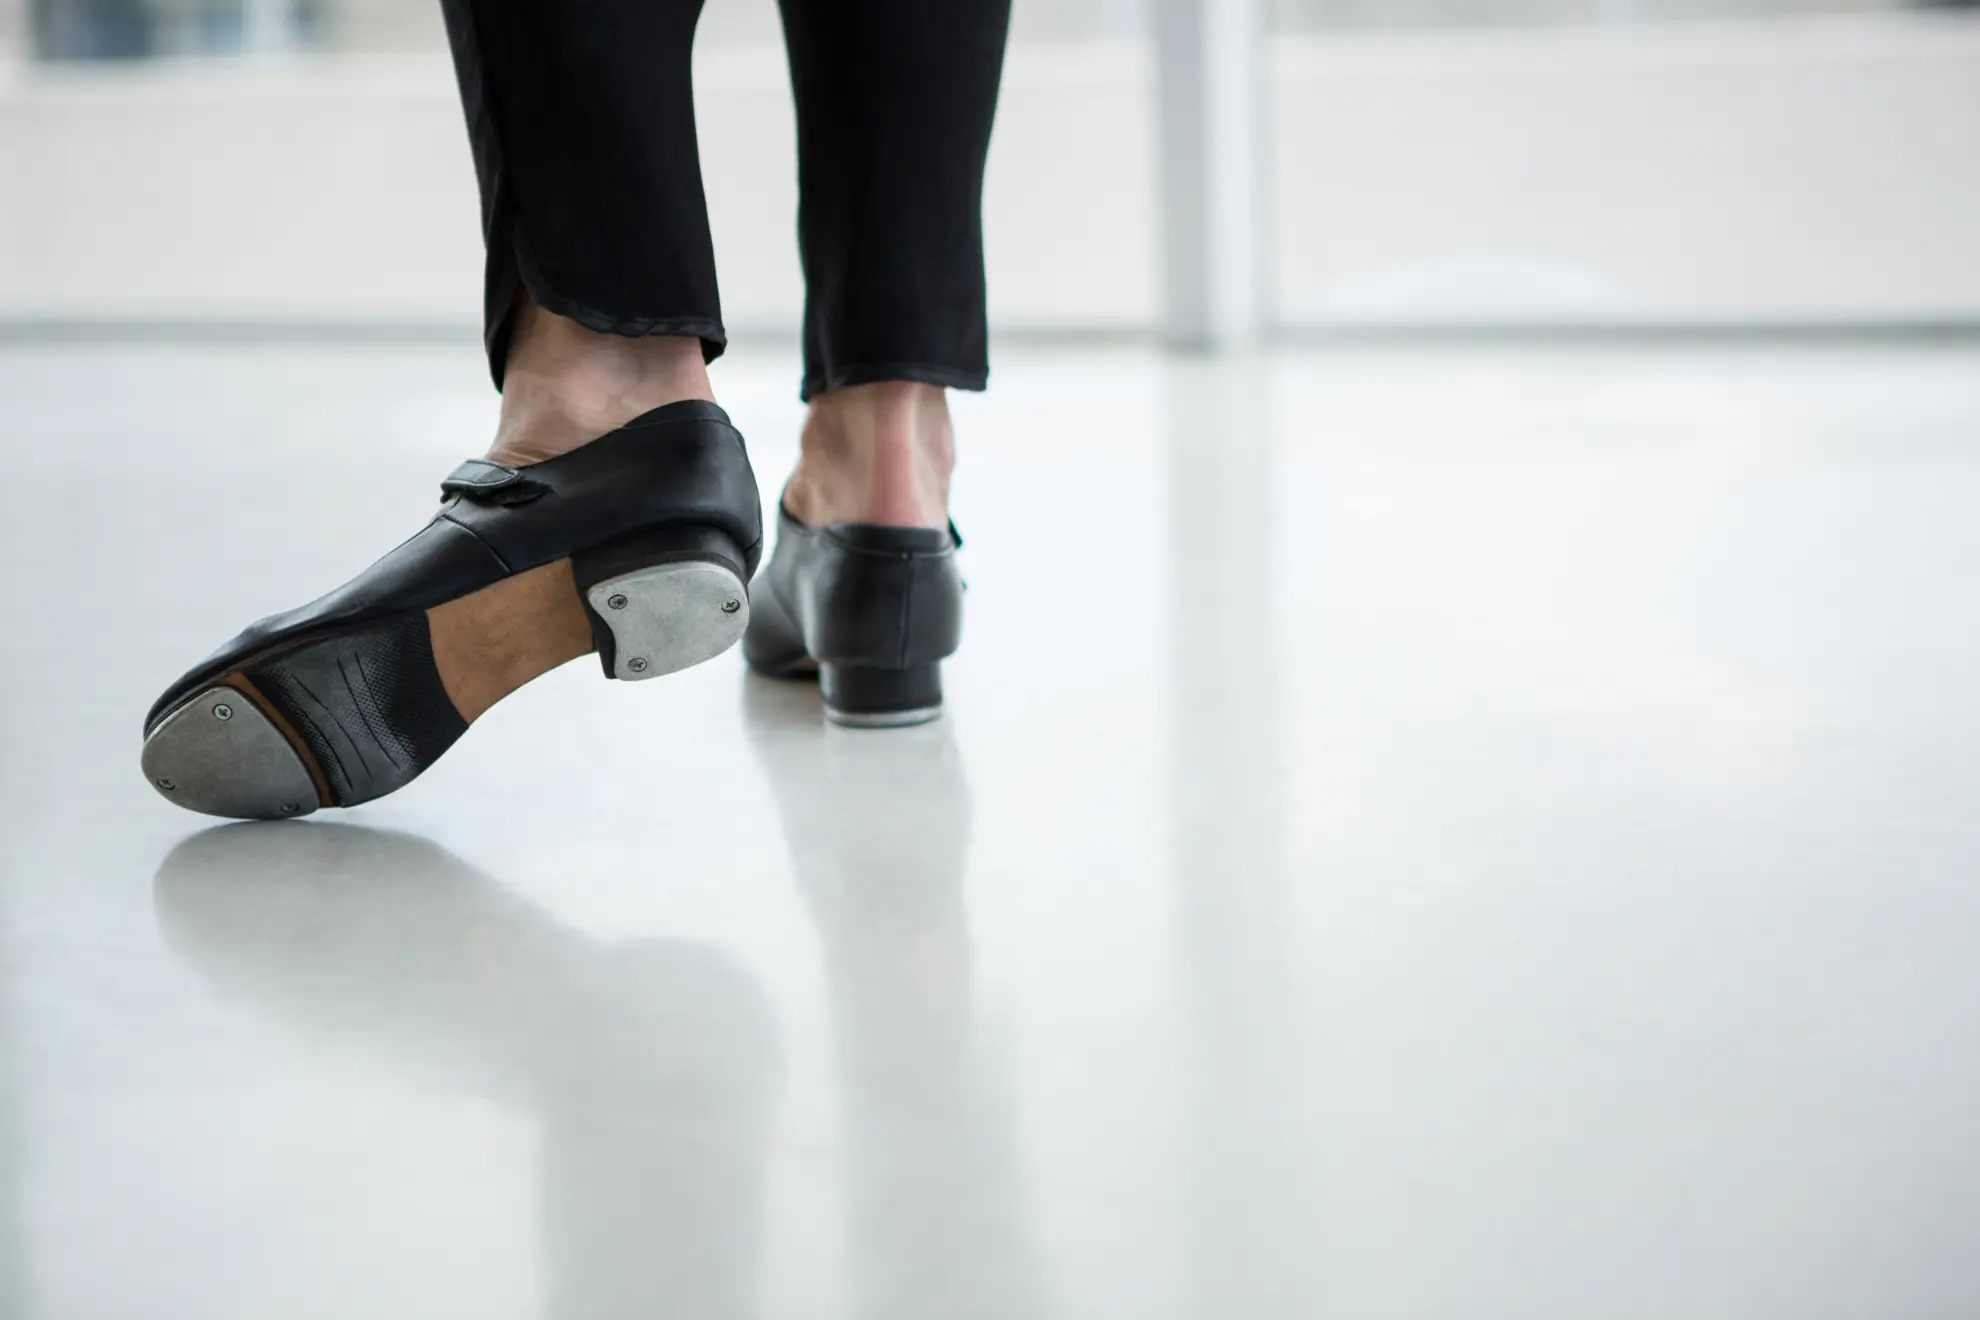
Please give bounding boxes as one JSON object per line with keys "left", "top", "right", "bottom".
{"left": 1271, "top": 16, "right": 1980, "bottom": 325}
{"left": 0, "top": 45, "right": 1159, "bottom": 331}
{"left": 1, "top": 15, "right": 1977, "bottom": 332}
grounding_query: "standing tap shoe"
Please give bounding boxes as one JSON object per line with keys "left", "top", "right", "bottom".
{"left": 141, "top": 400, "right": 762, "bottom": 819}
{"left": 742, "top": 505, "right": 963, "bottom": 727}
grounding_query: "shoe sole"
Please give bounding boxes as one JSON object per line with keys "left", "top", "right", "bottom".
{"left": 749, "top": 654, "right": 945, "bottom": 728}
{"left": 818, "top": 660, "right": 944, "bottom": 729}
{"left": 144, "top": 553, "right": 750, "bottom": 820}
{"left": 826, "top": 704, "right": 943, "bottom": 729}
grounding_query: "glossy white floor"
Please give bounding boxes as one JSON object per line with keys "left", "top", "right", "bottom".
{"left": 3, "top": 339, "right": 1979, "bottom": 1319}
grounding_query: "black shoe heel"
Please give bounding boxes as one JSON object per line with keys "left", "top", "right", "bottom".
{"left": 574, "top": 523, "right": 754, "bottom": 681}
{"left": 820, "top": 662, "right": 944, "bottom": 728}
{"left": 743, "top": 509, "right": 964, "bottom": 727}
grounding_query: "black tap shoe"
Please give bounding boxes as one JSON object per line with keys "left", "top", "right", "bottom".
{"left": 141, "top": 400, "right": 762, "bottom": 819}
{"left": 741, "top": 505, "right": 962, "bottom": 727}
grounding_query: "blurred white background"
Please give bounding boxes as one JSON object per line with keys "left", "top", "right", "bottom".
{"left": 7, "top": 7, "right": 1980, "bottom": 1319}
{"left": 0, "top": 0, "right": 1976, "bottom": 337}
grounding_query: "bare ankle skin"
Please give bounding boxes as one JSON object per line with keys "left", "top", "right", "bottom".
{"left": 782, "top": 381, "right": 955, "bottom": 530}
{"left": 488, "top": 296, "right": 714, "bottom": 468}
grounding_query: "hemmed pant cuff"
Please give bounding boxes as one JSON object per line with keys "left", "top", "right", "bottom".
{"left": 489, "top": 261, "right": 727, "bottom": 391}
{"left": 799, "top": 361, "right": 989, "bottom": 403}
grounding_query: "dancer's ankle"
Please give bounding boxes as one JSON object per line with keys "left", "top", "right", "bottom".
{"left": 782, "top": 381, "right": 953, "bottom": 529}
{"left": 490, "top": 298, "right": 713, "bottom": 468}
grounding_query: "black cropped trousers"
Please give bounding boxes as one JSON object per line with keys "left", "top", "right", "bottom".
{"left": 437, "top": 0, "right": 1012, "bottom": 400}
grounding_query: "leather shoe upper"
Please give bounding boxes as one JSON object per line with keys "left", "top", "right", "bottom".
{"left": 146, "top": 399, "right": 762, "bottom": 732}
{"left": 743, "top": 504, "right": 962, "bottom": 673}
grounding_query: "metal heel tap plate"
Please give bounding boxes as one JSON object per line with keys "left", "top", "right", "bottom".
{"left": 587, "top": 561, "right": 750, "bottom": 681}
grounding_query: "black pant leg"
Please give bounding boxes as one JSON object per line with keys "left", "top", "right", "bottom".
{"left": 776, "top": 0, "right": 1014, "bottom": 401}
{"left": 440, "top": 0, "right": 724, "bottom": 389}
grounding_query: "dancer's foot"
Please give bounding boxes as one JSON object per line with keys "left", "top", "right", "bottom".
{"left": 445, "top": 306, "right": 722, "bottom": 717}
{"left": 744, "top": 381, "right": 963, "bottom": 727}
{"left": 141, "top": 309, "right": 761, "bottom": 820}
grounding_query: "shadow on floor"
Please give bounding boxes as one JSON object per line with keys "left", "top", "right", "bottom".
{"left": 150, "top": 674, "right": 1051, "bottom": 1319}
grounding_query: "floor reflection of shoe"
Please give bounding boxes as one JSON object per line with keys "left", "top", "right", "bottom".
{"left": 153, "top": 821, "right": 782, "bottom": 1314}
{"left": 141, "top": 401, "right": 762, "bottom": 819}
{"left": 742, "top": 504, "right": 962, "bottom": 727}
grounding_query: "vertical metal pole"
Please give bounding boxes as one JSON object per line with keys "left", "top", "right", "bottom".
{"left": 0, "top": 0, "right": 25, "bottom": 65}
{"left": 1154, "top": 0, "right": 1263, "bottom": 350}
{"left": 242, "top": 0, "right": 294, "bottom": 55}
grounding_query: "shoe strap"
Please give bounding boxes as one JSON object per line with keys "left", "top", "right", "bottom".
{"left": 440, "top": 459, "right": 551, "bottom": 506}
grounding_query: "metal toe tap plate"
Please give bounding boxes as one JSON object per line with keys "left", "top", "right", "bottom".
{"left": 141, "top": 686, "right": 319, "bottom": 820}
